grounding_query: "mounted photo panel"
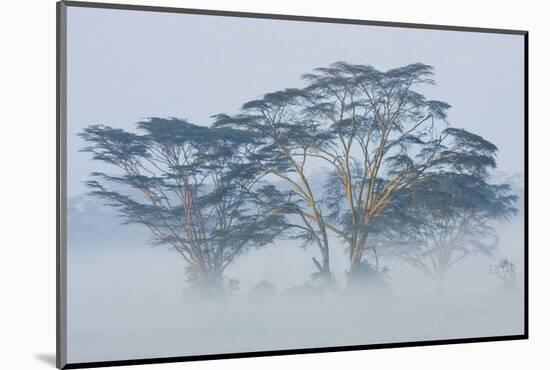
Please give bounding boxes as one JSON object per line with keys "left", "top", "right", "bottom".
{"left": 57, "top": 1, "right": 528, "bottom": 368}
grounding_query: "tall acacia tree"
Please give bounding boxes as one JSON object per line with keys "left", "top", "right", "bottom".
{"left": 370, "top": 173, "right": 518, "bottom": 284}
{"left": 213, "top": 89, "right": 338, "bottom": 282}
{"left": 214, "top": 62, "right": 497, "bottom": 284}
{"left": 80, "top": 118, "right": 285, "bottom": 295}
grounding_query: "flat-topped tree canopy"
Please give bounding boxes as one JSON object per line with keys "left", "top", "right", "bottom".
{"left": 368, "top": 171, "right": 518, "bottom": 281}
{"left": 79, "top": 117, "right": 286, "bottom": 296}
{"left": 213, "top": 61, "right": 504, "bottom": 284}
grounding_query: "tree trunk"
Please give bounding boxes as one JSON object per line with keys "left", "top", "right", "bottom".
{"left": 312, "top": 256, "right": 335, "bottom": 286}
{"left": 187, "top": 263, "right": 226, "bottom": 299}
{"left": 348, "top": 232, "right": 367, "bottom": 285}
{"left": 347, "top": 248, "right": 364, "bottom": 287}
{"left": 434, "top": 269, "right": 446, "bottom": 294}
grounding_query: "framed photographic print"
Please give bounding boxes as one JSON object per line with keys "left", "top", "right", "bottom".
{"left": 57, "top": 1, "right": 528, "bottom": 368}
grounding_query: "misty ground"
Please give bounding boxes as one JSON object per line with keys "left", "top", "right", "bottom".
{"left": 67, "top": 285, "right": 523, "bottom": 363}
{"left": 66, "top": 214, "right": 524, "bottom": 363}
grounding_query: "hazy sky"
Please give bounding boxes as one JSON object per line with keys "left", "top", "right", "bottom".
{"left": 67, "top": 6, "right": 525, "bottom": 197}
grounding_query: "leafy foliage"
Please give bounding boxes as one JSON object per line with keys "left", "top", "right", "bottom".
{"left": 214, "top": 61, "right": 505, "bottom": 284}
{"left": 80, "top": 118, "right": 286, "bottom": 294}
{"left": 80, "top": 61, "right": 519, "bottom": 293}
{"left": 369, "top": 173, "right": 518, "bottom": 281}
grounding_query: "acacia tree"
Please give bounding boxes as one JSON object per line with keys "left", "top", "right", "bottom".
{"left": 370, "top": 173, "right": 518, "bottom": 285}
{"left": 80, "top": 118, "right": 285, "bottom": 296}
{"left": 213, "top": 89, "right": 337, "bottom": 282}
{"left": 214, "top": 62, "right": 497, "bottom": 284}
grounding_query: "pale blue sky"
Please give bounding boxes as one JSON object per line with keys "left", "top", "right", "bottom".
{"left": 67, "top": 6, "right": 524, "bottom": 197}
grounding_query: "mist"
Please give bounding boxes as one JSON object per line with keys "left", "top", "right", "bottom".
{"left": 67, "top": 195, "right": 524, "bottom": 363}
{"left": 65, "top": 6, "right": 525, "bottom": 364}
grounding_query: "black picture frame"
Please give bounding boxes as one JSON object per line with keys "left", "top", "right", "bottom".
{"left": 56, "top": 1, "right": 529, "bottom": 368}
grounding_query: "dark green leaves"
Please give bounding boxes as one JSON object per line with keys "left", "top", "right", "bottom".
{"left": 79, "top": 125, "right": 149, "bottom": 166}
{"left": 80, "top": 117, "right": 284, "bottom": 289}
{"left": 80, "top": 61, "right": 516, "bottom": 288}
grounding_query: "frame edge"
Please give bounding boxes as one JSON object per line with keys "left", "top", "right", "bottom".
{"left": 57, "top": 2, "right": 530, "bottom": 368}
{"left": 61, "top": 0, "right": 527, "bottom": 35}
{"left": 523, "top": 32, "right": 529, "bottom": 339}
{"left": 57, "top": 1, "right": 68, "bottom": 369}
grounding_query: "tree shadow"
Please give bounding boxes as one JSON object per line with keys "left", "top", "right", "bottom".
{"left": 34, "top": 353, "right": 56, "bottom": 367}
